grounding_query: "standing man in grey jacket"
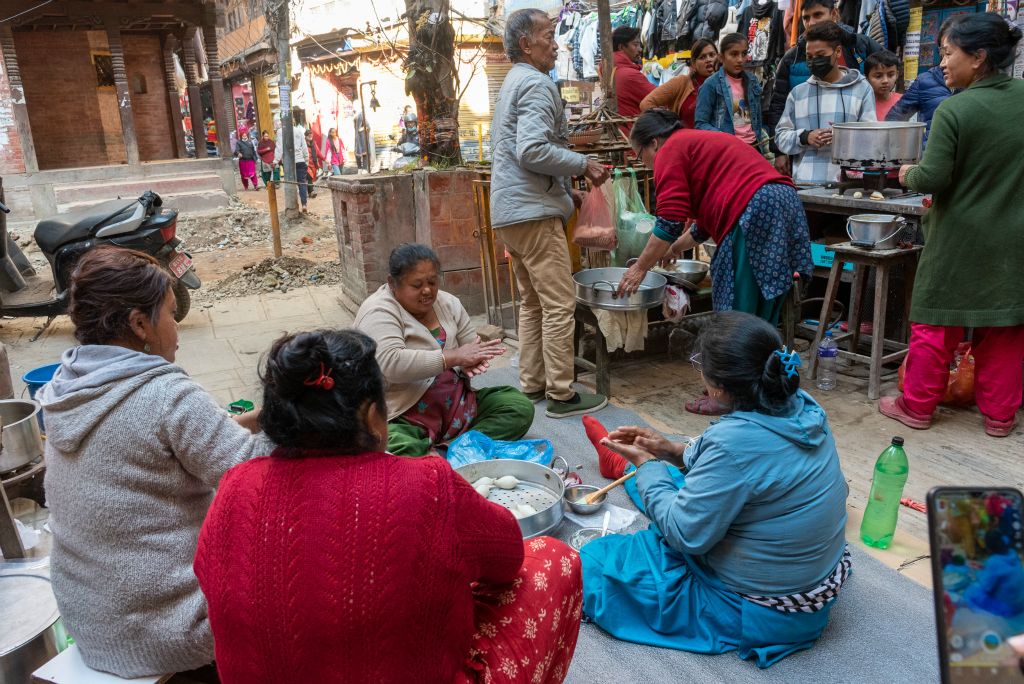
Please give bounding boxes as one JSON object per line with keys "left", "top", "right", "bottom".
{"left": 491, "top": 8, "right": 610, "bottom": 418}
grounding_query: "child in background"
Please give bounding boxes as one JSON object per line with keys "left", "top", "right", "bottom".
{"left": 695, "top": 33, "right": 768, "bottom": 154}
{"left": 865, "top": 50, "right": 902, "bottom": 120}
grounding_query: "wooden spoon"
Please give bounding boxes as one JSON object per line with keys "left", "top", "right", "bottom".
{"left": 584, "top": 470, "right": 637, "bottom": 505}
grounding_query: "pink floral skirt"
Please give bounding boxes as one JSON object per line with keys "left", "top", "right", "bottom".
{"left": 459, "top": 537, "right": 583, "bottom": 684}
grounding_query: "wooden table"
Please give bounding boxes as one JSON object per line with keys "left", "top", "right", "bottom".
{"left": 797, "top": 187, "right": 929, "bottom": 218}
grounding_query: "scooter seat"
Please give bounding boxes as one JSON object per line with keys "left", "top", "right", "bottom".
{"left": 34, "top": 199, "right": 137, "bottom": 254}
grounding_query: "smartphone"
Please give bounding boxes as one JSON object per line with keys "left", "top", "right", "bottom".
{"left": 927, "top": 486, "right": 1024, "bottom": 684}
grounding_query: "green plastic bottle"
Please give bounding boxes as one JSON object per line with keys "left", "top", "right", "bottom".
{"left": 860, "top": 436, "right": 909, "bottom": 549}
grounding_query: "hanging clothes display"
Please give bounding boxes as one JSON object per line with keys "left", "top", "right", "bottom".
{"left": 737, "top": 0, "right": 788, "bottom": 68}
{"left": 555, "top": 13, "right": 580, "bottom": 82}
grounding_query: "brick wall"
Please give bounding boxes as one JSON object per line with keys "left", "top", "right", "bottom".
{"left": 16, "top": 30, "right": 114, "bottom": 169}
{"left": 123, "top": 34, "right": 175, "bottom": 162}
{"left": 0, "top": 59, "right": 26, "bottom": 175}
{"left": 14, "top": 30, "right": 174, "bottom": 170}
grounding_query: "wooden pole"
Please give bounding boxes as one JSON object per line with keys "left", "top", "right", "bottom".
{"left": 477, "top": 123, "right": 483, "bottom": 161}
{"left": 105, "top": 20, "right": 142, "bottom": 167}
{"left": 597, "top": 0, "right": 617, "bottom": 113}
{"left": 268, "top": 181, "right": 282, "bottom": 257}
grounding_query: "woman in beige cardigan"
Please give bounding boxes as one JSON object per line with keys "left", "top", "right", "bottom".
{"left": 354, "top": 243, "right": 535, "bottom": 456}
{"left": 639, "top": 39, "right": 718, "bottom": 128}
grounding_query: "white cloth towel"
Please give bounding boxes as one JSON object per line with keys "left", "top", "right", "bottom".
{"left": 593, "top": 308, "right": 648, "bottom": 352}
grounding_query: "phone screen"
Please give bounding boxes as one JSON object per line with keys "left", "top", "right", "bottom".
{"left": 930, "top": 488, "right": 1024, "bottom": 683}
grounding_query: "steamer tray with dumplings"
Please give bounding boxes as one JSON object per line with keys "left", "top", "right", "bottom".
{"left": 455, "top": 458, "right": 568, "bottom": 538}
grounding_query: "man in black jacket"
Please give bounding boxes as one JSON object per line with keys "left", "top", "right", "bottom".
{"left": 765, "top": 0, "right": 883, "bottom": 172}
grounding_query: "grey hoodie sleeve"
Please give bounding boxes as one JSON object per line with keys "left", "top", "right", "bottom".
{"left": 774, "top": 92, "right": 806, "bottom": 155}
{"left": 159, "top": 375, "right": 272, "bottom": 487}
{"left": 516, "top": 80, "right": 588, "bottom": 178}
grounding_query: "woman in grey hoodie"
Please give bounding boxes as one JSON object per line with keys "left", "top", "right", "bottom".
{"left": 39, "top": 247, "right": 271, "bottom": 678}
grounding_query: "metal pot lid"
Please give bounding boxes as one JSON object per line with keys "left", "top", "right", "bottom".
{"left": 849, "top": 214, "right": 899, "bottom": 222}
{"left": 0, "top": 573, "right": 60, "bottom": 655}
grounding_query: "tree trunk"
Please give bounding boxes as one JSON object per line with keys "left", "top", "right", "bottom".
{"left": 404, "top": 0, "right": 461, "bottom": 165}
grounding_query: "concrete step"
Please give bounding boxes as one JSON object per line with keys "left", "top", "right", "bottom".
{"left": 58, "top": 188, "right": 230, "bottom": 216}
{"left": 54, "top": 173, "right": 225, "bottom": 205}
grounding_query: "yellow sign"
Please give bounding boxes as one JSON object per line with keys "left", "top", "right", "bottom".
{"left": 561, "top": 86, "right": 581, "bottom": 103}
{"left": 903, "top": 7, "right": 923, "bottom": 82}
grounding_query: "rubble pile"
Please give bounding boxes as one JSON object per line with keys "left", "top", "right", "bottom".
{"left": 195, "top": 256, "right": 343, "bottom": 304}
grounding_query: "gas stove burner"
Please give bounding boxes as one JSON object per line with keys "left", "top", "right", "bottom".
{"left": 832, "top": 167, "right": 908, "bottom": 196}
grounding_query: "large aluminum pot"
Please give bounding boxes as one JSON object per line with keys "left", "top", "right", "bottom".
{"left": 831, "top": 121, "right": 926, "bottom": 168}
{"left": 0, "top": 573, "right": 61, "bottom": 684}
{"left": 574, "top": 267, "right": 666, "bottom": 311}
{"left": 847, "top": 214, "right": 907, "bottom": 249}
{"left": 455, "top": 459, "right": 566, "bottom": 538}
{"left": 0, "top": 400, "right": 44, "bottom": 474}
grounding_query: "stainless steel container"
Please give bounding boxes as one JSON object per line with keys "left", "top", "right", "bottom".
{"left": 455, "top": 459, "right": 566, "bottom": 538}
{"left": 0, "top": 573, "right": 61, "bottom": 684}
{"left": 832, "top": 122, "right": 926, "bottom": 168}
{"left": 0, "top": 400, "right": 44, "bottom": 474}
{"left": 573, "top": 267, "right": 667, "bottom": 311}
{"left": 654, "top": 259, "right": 709, "bottom": 286}
{"left": 846, "top": 214, "right": 907, "bottom": 249}
{"left": 564, "top": 484, "right": 605, "bottom": 515}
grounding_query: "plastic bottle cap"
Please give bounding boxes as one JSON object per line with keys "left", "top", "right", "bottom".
{"left": 825, "top": 330, "right": 833, "bottom": 338}
{"left": 891, "top": 436, "right": 905, "bottom": 446}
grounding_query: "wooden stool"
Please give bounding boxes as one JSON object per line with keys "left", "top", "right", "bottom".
{"left": 573, "top": 304, "right": 612, "bottom": 398}
{"left": 809, "top": 242, "right": 923, "bottom": 400}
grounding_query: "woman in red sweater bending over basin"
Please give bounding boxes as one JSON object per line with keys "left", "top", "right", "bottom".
{"left": 617, "top": 110, "right": 812, "bottom": 415}
{"left": 194, "top": 329, "right": 583, "bottom": 684}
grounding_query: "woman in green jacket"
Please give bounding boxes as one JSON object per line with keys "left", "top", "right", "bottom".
{"left": 882, "top": 13, "right": 1024, "bottom": 438}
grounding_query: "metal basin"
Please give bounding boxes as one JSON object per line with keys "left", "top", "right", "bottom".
{"left": 564, "top": 484, "right": 605, "bottom": 515}
{"left": 832, "top": 121, "right": 925, "bottom": 169}
{"left": 654, "top": 259, "right": 709, "bottom": 286}
{"left": 0, "top": 573, "right": 61, "bottom": 684}
{"left": 455, "top": 459, "right": 566, "bottom": 538}
{"left": 0, "top": 400, "right": 44, "bottom": 474}
{"left": 574, "top": 267, "right": 666, "bottom": 311}
{"left": 846, "top": 214, "right": 906, "bottom": 249}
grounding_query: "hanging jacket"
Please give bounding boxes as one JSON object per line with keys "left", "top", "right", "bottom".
{"left": 688, "top": 0, "right": 729, "bottom": 42}
{"left": 884, "top": 66, "right": 953, "bottom": 147}
{"left": 658, "top": 0, "right": 678, "bottom": 44}
{"left": 775, "top": 67, "right": 877, "bottom": 183}
{"left": 765, "top": 23, "right": 883, "bottom": 140}
{"left": 737, "top": 0, "right": 787, "bottom": 68}
{"left": 694, "top": 68, "right": 767, "bottom": 145}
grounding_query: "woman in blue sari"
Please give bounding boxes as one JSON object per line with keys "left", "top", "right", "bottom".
{"left": 581, "top": 311, "right": 850, "bottom": 667}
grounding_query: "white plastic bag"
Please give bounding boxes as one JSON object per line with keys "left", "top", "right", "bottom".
{"left": 662, "top": 285, "right": 690, "bottom": 323}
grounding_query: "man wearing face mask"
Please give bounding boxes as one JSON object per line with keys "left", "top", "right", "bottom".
{"left": 774, "top": 21, "right": 876, "bottom": 183}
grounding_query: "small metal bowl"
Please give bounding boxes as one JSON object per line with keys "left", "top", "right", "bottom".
{"left": 564, "top": 484, "right": 606, "bottom": 515}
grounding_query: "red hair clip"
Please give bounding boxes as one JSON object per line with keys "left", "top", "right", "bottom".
{"left": 303, "top": 362, "right": 335, "bottom": 391}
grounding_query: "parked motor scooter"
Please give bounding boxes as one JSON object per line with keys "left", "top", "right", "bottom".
{"left": 0, "top": 178, "right": 200, "bottom": 323}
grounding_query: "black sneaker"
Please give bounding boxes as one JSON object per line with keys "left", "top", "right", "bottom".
{"left": 546, "top": 392, "right": 608, "bottom": 419}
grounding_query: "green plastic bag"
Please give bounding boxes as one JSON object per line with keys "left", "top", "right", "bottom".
{"left": 611, "top": 168, "right": 656, "bottom": 266}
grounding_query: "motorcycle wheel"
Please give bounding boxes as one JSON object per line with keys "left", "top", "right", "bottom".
{"left": 172, "top": 279, "right": 192, "bottom": 322}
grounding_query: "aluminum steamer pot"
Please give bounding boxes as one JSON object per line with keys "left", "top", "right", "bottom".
{"left": 574, "top": 267, "right": 667, "bottom": 311}
{"left": 455, "top": 458, "right": 566, "bottom": 538}
{"left": 0, "top": 400, "right": 44, "bottom": 474}
{"left": 0, "top": 574, "right": 61, "bottom": 684}
{"left": 831, "top": 122, "right": 926, "bottom": 168}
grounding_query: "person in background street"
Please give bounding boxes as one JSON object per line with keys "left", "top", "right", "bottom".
{"left": 321, "top": 127, "right": 345, "bottom": 175}
{"left": 881, "top": 13, "right": 1024, "bottom": 438}
{"left": 775, "top": 21, "right": 877, "bottom": 183}
{"left": 618, "top": 110, "right": 811, "bottom": 415}
{"left": 39, "top": 247, "right": 268, "bottom": 679}
{"left": 234, "top": 127, "right": 260, "bottom": 191}
{"left": 640, "top": 38, "right": 718, "bottom": 128}
{"left": 864, "top": 50, "right": 902, "bottom": 120}
{"left": 765, "top": 0, "right": 883, "bottom": 174}
{"left": 580, "top": 311, "right": 850, "bottom": 668}
{"left": 304, "top": 128, "right": 321, "bottom": 199}
{"left": 355, "top": 244, "right": 534, "bottom": 456}
{"left": 695, "top": 33, "right": 768, "bottom": 153}
{"left": 884, "top": 64, "right": 954, "bottom": 148}
{"left": 490, "top": 8, "right": 611, "bottom": 419}
{"left": 195, "top": 329, "right": 583, "bottom": 684}
{"left": 354, "top": 110, "right": 370, "bottom": 170}
{"left": 610, "top": 26, "right": 655, "bottom": 130}
{"left": 274, "top": 117, "right": 310, "bottom": 212}
{"left": 256, "top": 130, "right": 278, "bottom": 188}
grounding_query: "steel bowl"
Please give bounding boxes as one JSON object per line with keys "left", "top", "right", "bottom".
{"left": 832, "top": 121, "right": 925, "bottom": 169}
{"left": 455, "top": 458, "right": 566, "bottom": 538}
{"left": 654, "top": 259, "right": 709, "bottom": 286}
{"left": 564, "top": 484, "right": 606, "bottom": 515}
{"left": 574, "top": 267, "right": 666, "bottom": 311}
{"left": 846, "top": 214, "right": 907, "bottom": 249}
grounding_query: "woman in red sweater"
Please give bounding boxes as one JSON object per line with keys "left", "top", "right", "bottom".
{"left": 194, "top": 329, "right": 582, "bottom": 683}
{"left": 617, "top": 110, "right": 812, "bottom": 414}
